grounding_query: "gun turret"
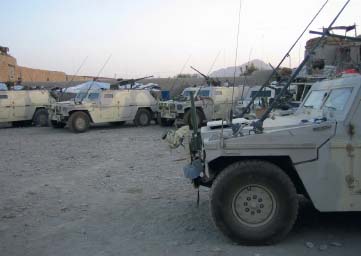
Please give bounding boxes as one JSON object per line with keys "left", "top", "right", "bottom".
{"left": 190, "top": 66, "right": 221, "bottom": 87}
{"left": 110, "top": 76, "right": 154, "bottom": 89}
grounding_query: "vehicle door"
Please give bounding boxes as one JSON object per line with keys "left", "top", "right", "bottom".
{"left": 0, "top": 91, "right": 11, "bottom": 120}
{"left": 344, "top": 87, "right": 361, "bottom": 194}
{"left": 86, "top": 92, "right": 102, "bottom": 122}
{"left": 213, "top": 89, "right": 232, "bottom": 119}
{"left": 197, "top": 88, "right": 214, "bottom": 120}
{"left": 99, "top": 92, "right": 115, "bottom": 121}
{"left": 117, "top": 90, "right": 133, "bottom": 120}
{"left": 12, "top": 91, "right": 30, "bottom": 119}
{"left": 328, "top": 87, "right": 361, "bottom": 196}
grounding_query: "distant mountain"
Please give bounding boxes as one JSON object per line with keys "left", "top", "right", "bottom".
{"left": 209, "top": 59, "right": 271, "bottom": 77}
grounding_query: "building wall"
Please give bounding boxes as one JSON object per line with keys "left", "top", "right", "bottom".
{"left": 0, "top": 49, "right": 93, "bottom": 83}
{"left": 0, "top": 54, "right": 18, "bottom": 82}
{"left": 17, "top": 66, "right": 67, "bottom": 82}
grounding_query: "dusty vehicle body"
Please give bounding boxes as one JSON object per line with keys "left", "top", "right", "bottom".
{"left": 0, "top": 89, "right": 54, "bottom": 126}
{"left": 180, "top": 73, "right": 361, "bottom": 244}
{"left": 159, "top": 86, "right": 246, "bottom": 127}
{"left": 49, "top": 89, "right": 157, "bottom": 133}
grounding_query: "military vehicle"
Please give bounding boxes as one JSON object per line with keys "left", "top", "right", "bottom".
{"left": 165, "top": 3, "right": 360, "bottom": 244}
{"left": 0, "top": 89, "right": 54, "bottom": 126}
{"left": 49, "top": 88, "right": 157, "bottom": 133}
{"left": 179, "top": 71, "right": 361, "bottom": 245}
{"left": 158, "top": 87, "right": 200, "bottom": 126}
{"left": 159, "top": 85, "right": 246, "bottom": 128}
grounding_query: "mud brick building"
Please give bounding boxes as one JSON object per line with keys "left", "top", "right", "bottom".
{"left": 0, "top": 46, "right": 89, "bottom": 83}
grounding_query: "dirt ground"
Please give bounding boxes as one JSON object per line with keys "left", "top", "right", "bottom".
{"left": 0, "top": 124, "right": 360, "bottom": 256}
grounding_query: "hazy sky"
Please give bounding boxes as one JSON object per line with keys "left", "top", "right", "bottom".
{"left": 2, "top": 0, "right": 360, "bottom": 78}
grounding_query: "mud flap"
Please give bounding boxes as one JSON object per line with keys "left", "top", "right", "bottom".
{"left": 183, "top": 159, "right": 203, "bottom": 180}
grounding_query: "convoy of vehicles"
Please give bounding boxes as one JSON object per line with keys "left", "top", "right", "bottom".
{"left": 0, "top": 89, "right": 55, "bottom": 126}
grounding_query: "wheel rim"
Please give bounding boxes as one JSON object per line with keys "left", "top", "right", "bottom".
{"left": 232, "top": 184, "right": 276, "bottom": 227}
{"left": 139, "top": 113, "right": 149, "bottom": 125}
{"left": 75, "top": 117, "right": 86, "bottom": 130}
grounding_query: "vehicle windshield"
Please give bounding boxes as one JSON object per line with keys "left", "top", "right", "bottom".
{"left": 303, "top": 90, "right": 327, "bottom": 109}
{"left": 324, "top": 87, "right": 353, "bottom": 111}
{"left": 181, "top": 89, "right": 198, "bottom": 98}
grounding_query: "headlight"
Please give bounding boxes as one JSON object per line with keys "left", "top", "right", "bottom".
{"left": 176, "top": 104, "right": 183, "bottom": 110}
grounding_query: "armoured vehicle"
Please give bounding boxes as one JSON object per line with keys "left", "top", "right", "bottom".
{"left": 49, "top": 88, "right": 157, "bottom": 133}
{"left": 0, "top": 89, "right": 54, "bottom": 126}
{"left": 158, "top": 87, "right": 200, "bottom": 126}
{"left": 177, "top": 71, "right": 361, "bottom": 245}
{"left": 159, "top": 85, "right": 245, "bottom": 127}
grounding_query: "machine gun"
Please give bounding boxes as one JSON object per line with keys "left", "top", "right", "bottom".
{"left": 110, "top": 76, "right": 154, "bottom": 89}
{"left": 190, "top": 66, "right": 221, "bottom": 87}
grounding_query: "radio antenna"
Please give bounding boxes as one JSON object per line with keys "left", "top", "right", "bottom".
{"left": 59, "top": 55, "right": 88, "bottom": 100}
{"left": 230, "top": 0, "right": 243, "bottom": 123}
{"left": 80, "top": 54, "right": 112, "bottom": 103}
{"left": 238, "top": 0, "right": 329, "bottom": 118}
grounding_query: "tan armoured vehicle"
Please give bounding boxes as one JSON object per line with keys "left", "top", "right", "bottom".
{"left": 0, "top": 89, "right": 54, "bottom": 126}
{"left": 159, "top": 85, "right": 246, "bottom": 127}
{"left": 175, "top": 71, "right": 361, "bottom": 245}
{"left": 49, "top": 89, "right": 157, "bottom": 133}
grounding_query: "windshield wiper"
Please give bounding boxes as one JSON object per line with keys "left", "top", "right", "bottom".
{"left": 303, "top": 105, "right": 314, "bottom": 109}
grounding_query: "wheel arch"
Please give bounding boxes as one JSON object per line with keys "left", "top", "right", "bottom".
{"left": 32, "top": 107, "right": 47, "bottom": 119}
{"left": 138, "top": 106, "right": 153, "bottom": 114}
{"left": 208, "top": 156, "right": 310, "bottom": 199}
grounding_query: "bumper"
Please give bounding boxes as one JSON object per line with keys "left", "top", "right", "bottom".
{"left": 50, "top": 112, "right": 68, "bottom": 122}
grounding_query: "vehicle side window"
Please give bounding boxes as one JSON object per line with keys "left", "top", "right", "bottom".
{"left": 88, "top": 93, "right": 99, "bottom": 101}
{"left": 323, "top": 87, "right": 353, "bottom": 111}
{"left": 198, "top": 90, "right": 210, "bottom": 97}
{"left": 0, "top": 95, "right": 8, "bottom": 99}
{"left": 104, "top": 94, "right": 113, "bottom": 98}
{"left": 214, "top": 90, "right": 222, "bottom": 96}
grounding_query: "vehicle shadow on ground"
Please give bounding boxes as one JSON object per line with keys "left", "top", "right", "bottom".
{"left": 90, "top": 122, "right": 159, "bottom": 131}
{"left": 291, "top": 199, "right": 361, "bottom": 239}
{"left": 171, "top": 196, "right": 361, "bottom": 244}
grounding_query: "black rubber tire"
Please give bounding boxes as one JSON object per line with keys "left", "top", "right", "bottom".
{"left": 50, "top": 120, "right": 66, "bottom": 129}
{"left": 183, "top": 109, "right": 203, "bottom": 129}
{"left": 68, "top": 112, "right": 90, "bottom": 133}
{"left": 134, "top": 109, "right": 151, "bottom": 126}
{"left": 33, "top": 109, "right": 49, "bottom": 127}
{"left": 210, "top": 160, "right": 298, "bottom": 245}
